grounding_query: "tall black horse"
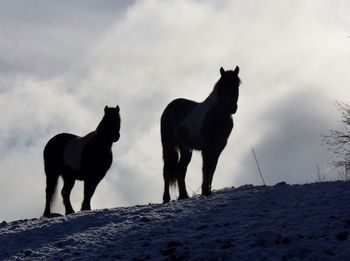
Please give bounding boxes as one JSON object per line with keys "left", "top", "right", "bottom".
{"left": 43, "top": 106, "right": 121, "bottom": 217}
{"left": 161, "top": 66, "right": 241, "bottom": 202}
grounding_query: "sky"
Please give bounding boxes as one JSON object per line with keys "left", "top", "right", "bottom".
{"left": 0, "top": 0, "right": 350, "bottom": 221}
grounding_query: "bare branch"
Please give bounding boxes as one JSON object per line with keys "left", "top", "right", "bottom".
{"left": 323, "top": 100, "right": 350, "bottom": 170}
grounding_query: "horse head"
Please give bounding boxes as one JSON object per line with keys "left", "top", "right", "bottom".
{"left": 98, "top": 105, "right": 121, "bottom": 142}
{"left": 217, "top": 66, "right": 241, "bottom": 114}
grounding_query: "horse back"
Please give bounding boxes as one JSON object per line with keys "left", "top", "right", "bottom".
{"left": 162, "top": 98, "right": 198, "bottom": 122}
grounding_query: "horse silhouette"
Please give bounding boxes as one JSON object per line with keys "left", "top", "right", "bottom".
{"left": 160, "top": 67, "right": 241, "bottom": 202}
{"left": 43, "top": 106, "right": 121, "bottom": 217}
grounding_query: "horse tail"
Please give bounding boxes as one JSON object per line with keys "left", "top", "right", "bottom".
{"left": 43, "top": 133, "right": 72, "bottom": 217}
{"left": 161, "top": 116, "right": 179, "bottom": 188}
{"left": 162, "top": 142, "right": 179, "bottom": 187}
{"left": 45, "top": 170, "right": 59, "bottom": 199}
{"left": 43, "top": 161, "right": 60, "bottom": 217}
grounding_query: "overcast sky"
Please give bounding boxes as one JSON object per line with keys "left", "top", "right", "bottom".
{"left": 1, "top": 0, "right": 350, "bottom": 221}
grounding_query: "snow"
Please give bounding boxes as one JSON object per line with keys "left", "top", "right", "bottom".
{"left": 1, "top": 181, "right": 350, "bottom": 260}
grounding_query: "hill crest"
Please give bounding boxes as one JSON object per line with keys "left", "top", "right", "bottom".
{"left": 1, "top": 181, "right": 350, "bottom": 260}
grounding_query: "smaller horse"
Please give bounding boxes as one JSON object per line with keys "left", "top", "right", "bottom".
{"left": 43, "top": 105, "right": 121, "bottom": 218}
{"left": 161, "top": 66, "right": 241, "bottom": 202}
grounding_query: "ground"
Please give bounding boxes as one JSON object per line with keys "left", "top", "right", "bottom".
{"left": 1, "top": 181, "right": 350, "bottom": 260}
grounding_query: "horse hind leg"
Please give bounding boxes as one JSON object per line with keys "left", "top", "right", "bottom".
{"left": 61, "top": 176, "right": 75, "bottom": 215}
{"left": 162, "top": 144, "right": 179, "bottom": 203}
{"left": 43, "top": 167, "right": 59, "bottom": 218}
{"left": 177, "top": 147, "right": 192, "bottom": 200}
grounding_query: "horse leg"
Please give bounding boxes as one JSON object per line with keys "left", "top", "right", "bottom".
{"left": 43, "top": 168, "right": 59, "bottom": 217}
{"left": 61, "top": 176, "right": 75, "bottom": 215}
{"left": 201, "top": 143, "right": 227, "bottom": 196}
{"left": 177, "top": 147, "right": 192, "bottom": 200}
{"left": 162, "top": 146, "right": 179, "bottom": 203}
{"left": 163, "top": 176, "right": 170, "bottom": 203}
{"left": 81, "top": 179, "right": 100, "bottom": 211}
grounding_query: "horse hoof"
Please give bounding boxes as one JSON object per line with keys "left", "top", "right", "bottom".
{"left": 202, "top": 191, "right": 212, "bottom": 197}
{"left": 163, "top": 195, "right": 170, "bottom": 203}
{"left": 43, "top": 213, "right": 63, "bottom": 218}
{"left": 178, "top": 195, "right": 189, "bottom": 200}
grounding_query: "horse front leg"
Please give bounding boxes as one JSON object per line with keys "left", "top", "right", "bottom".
{"left": 201, "top": 116, "right": 233, "bottom": 196}
{"left": 201, "top": 142, "right": 227, "bottom": 196}
{"left": 201, "top": 152, "right": 218, "bottom": 196}
{"left": 81, "top": 178, "right": 100, "bottom": 211}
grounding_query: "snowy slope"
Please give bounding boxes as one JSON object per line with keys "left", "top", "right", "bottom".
{"left": 1, "top": 181, "right": 350, "bottom": 261}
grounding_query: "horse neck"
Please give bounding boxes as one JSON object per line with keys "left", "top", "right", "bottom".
{"left": 94, "top": 131, "right": 114, "bottom": 150}
{"left": 95, "top": 120, "right": 114, "bottom": 147}
{"left": 208, "top": 80, "right": 237, "bottom": 117}
{"left": 202, "top": 88, "right": 218, "bottom": 107}
{"left": 202, "top": 87, "right": 229, "bottom": 116}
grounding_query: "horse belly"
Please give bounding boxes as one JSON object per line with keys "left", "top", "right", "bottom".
{"left": 178, "top": 107, "right": 207, "bottom": 150}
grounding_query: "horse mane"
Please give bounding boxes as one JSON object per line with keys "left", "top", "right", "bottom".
{"left": 96, "top": 114, "right": 109, "bottom": 132}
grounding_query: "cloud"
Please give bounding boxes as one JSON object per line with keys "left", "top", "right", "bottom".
{"left": 232, "top": 88, "right": 336, "bottom": 185}
{"left": 0, "top": 1, "right": 134, "bottom": 77}
{"left": 1, "top": 0, "right": 350, "bottom": 221}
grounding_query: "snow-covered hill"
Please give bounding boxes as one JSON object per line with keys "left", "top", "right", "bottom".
{"left": 1, "top": 181, "right": 350, "bottom": 260}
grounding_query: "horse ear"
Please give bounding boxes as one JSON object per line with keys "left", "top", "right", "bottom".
{"left": 220, "top": 67, "right": 225, "bottom": 76}
{"left": 116, "top": 105, "right": 120, "bottom": 112}
{"left": 234, "top": 66, "right": 240, "bottom": 75}
{"left": 104, "top": 105, "right": 108, "bottom": 113}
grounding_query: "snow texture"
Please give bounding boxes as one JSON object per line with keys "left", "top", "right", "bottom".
{"left": 1, "top": 181, "right": 350, "bottom": 260}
